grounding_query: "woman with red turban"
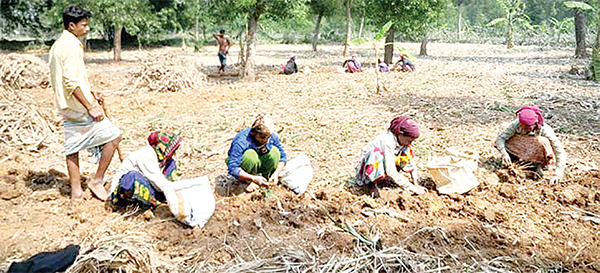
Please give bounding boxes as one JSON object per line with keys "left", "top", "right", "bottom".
{"left": 495, "top": 105, "right": 566, "bottom": 183}
{"left": 355, "top": 116, "right": 427, "bottom": 197}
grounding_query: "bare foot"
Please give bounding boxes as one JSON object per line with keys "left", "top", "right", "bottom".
{"left": 88, "top": 179, "right": 108, "bottom": 201}
{"left": 71, "top": 188, "right": 84, "bottom": 200}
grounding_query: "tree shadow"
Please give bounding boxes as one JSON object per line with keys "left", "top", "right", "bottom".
{"left": 24, "top": 168, "right": 71, "bottom": 196}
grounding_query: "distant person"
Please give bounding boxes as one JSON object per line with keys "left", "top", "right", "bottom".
{"left": 109, "top": 130, "right": 182, "bottom": 209}
{"left": 393, "top": 54, "right": 415, "bottom": 72}
{"left": 49, "top": 5, "right": 122, "bottom": 201}
{"left": 378, "top": 59, "right": 389, "bottom": 73}
{"left": 355, "top": 116, "right": 427, "bottom": 197}
{"left": 495, "top": 105, "right": 566, "bottom": 183}
{"left": 226, "top": 114, "right": 288, "bottom": 193}
{"left": 342, "top": 55, "right": 362, "bottom": 73}
{"left": 212, "top": 29, "right": 231, "bottom": 73}
{"left": 282, "top": 56, "right": 298, "bottom": 75}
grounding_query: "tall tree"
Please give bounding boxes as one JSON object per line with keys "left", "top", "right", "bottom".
{"left": 343, "top": 0, "right": 352, "bottom": 57}
{"left": 486, "top": 0, "right": 529, "bottom": 48}
{"left": 45, "top": 0, "right": 164, "bottom": 61}
{"left": 0, "top": 0, "right": 53, "bottom": 38}
{"left": 308, "top": 0, "right": 339, "bottom": 51}
{"left": 563, "top": 1, "right": 595, "bottom": 58}
{"left": 231, "top": 0, "right": 306, "bottom": 80}
{"left": 367, "top": 0, "right": 450, "bottom": 64}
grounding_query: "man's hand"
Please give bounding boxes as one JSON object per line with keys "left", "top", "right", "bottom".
{"left": 268, "top": 173, "right": 280, "bottom": 185}
{"left": 92, "top": 91, "right": 104, "bottom": 105}
{"left": 88, "top": 107, "right": 104, "bottom": 122}
{"left": 502, "top": 152, "right": 512, "bottom": 166}
{"left": 252, "top": 175, "right": 271, "bottom": 187}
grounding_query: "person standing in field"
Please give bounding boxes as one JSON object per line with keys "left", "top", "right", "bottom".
{"left": 226, "top": 114, "right": 288, "bottom": 193}
{"left": 355, "top": 116, "right": 427, "bottom": 197}
{"left": 212, "top": 29, "right": 231, "bottom": 73}
{"left": 49, "top": 5, "right": 122, "bottom": 200}
{"left": 495, "top": 105, "right": 566, "bottom": 183}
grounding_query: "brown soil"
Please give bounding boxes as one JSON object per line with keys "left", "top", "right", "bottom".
{"left": 1, "top": 43, "right": 600, "bottom": 272}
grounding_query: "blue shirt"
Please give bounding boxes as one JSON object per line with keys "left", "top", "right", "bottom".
{"left": 227, "top": 128, "right": 288, "bottom": 178}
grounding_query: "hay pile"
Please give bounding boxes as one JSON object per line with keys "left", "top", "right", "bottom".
{"left": 125, "top": 51, "right": 207, "bottom": 93}
{"left": 0, "top": 54, "right": 49, "bottom": 89}
{"left": 67, "top": 232, "right": 173, "bottom": 273}
{"left": 0, "top": 86, "right": 58, "bottom": 151}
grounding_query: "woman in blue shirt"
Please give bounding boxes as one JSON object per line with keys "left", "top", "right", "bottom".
{"left": 227, "top": 114, "right": 287, "bottom": 192}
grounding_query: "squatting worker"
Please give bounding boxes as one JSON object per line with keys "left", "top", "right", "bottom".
{"left": 226, "top": 114, "right": 288, "bottom": 192}
{"left": 355, "top": 116, "right": 427, "bottom": 197}
{"left": 495, "top": 105, "right": 566, "bottom": 183}
{"left": 212, "top": 29, "right": 231, "bottom": 73}
{"left": 49, "top": 5, "right": 122, "bottom": 200}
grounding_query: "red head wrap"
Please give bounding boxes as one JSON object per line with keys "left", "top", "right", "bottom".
{"left": 389, "top": 116, "right": 420, "bottom": 139}
{"left": 516, "top": 105, "right": 544, "bottom": 127}
{"left": 148, "top": 130, "right": 182, "bottom": 162}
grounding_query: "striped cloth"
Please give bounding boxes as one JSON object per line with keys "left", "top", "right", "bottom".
{"left": 62, "top": 110, "right": 121, "bottom": 156}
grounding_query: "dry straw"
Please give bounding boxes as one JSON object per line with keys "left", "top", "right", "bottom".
{"left": 123, "top": 50, "right": 207, "bottom": 93}
{"left": 0, "top": 53, "right": 50, "bottom": 89}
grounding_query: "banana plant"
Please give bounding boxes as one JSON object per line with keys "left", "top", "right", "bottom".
{"left": 486, "top": 0, "right": 530, "bottom": 49}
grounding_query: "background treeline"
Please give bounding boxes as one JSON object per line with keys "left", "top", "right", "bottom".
{"left": 1, "top": 0, "right": 599, "bottom": 78}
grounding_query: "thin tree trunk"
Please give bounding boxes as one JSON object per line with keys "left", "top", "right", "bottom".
{"left": 574, "top": 9, "right": 587, "bottom": 58}
{"left": 312, "top": 11, "right": 324, "bottom": 52}
{"left": 114, "top": 25, "right": 122, "bottom": 61}
{"left": 358, "top": 16, "right": 364, "bottom": 38}
{"left": 194, "top": 0, "right": 199, "bottom": 42}
{"left": 244, "top": 13, "right": 259, "bottom": 80}
{"left": 506, "top": 20, "right": 514, "bottom": 49}
{"left": 238, "top": 24, "right": 246, "bottom": 66}
{"left": 384, "top": 26, "right": 394, "bottom": 64}
{"left": 419, "top": 34, "right": 429, "bottom": 56}
{"left": 343, "top": 0, "right": 352, "bottom": 58}
{"left": 594, "top": 22, "right": 600, "bottom": 55}
{"left": 457, "top": 5, "right": 463, "bottom": 40}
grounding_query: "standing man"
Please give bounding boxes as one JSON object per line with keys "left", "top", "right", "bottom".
{"left": 49, "top": 5, "right": 122, "bottom": 200}
{"left": 213, "top": 29, "right": 231, "bottom": 73}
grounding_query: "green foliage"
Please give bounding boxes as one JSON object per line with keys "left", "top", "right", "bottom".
{"left": 366, "top": 0, "right": 452, "bottom": 40}
{"left": 373, "top": 20, "right": 393, "bottom": 41}
{"left": 563, "top": 1, "right": 595, "bottom": 11}
{"left": 0, "top": 0, "right": 53, "bottom": 38}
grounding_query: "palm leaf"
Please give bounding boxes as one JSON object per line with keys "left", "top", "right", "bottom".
{"left": 374, "top": 21, "right": 394, "bottom": 41}
{"left": 487, "top": 18, "right": 507, "bottom": 27}
{"left": 563, "top": 1, "right": 595, "bottom": 11}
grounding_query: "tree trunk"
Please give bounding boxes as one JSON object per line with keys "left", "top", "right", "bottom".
{"left": 194, "top": 0, "right": 199, "bottom": 43}
{"left": 358, "top": 16, "right": 364, "bottom": 38}
{"left": 312, "top": 11, "right": 324, "bottom": 52}
{"left": 506, "top": 20, "right": 514, "bottom": 49}
{"left": 384, "top": 26, "right": 394, "bottom": 64}
{"left": 574, "top": 9, "right": 587, "bottom": 58}
{"left": 419, "top": 34, "right": 429, "bottom": 56}
{"left": 594, "top": 22, "right": 600, "bottom": 56}
{"left": 457, "top": 4, "right": 463, "bottom": 40}
{"left": 238, "top": 24, "right": 246, "bottom": 66}
{"left": 114, "top": 25, "right": 122, "bottom": 61}
{"left": 343, "top": 0, "right": 352, "bottom": 58}
{"left": 243, "top": 13, "right": 259, "bottom": 80}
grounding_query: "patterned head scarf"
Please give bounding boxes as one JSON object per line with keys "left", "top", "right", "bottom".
{"left": 389, "top": 116, "right": 420, "bottom": 139}
{"left": 147, "top": 130, "right": 182, "bottom": 162}
{"left": 516, "top": 105, "right": 544, "bottom": 127}
{"left": 251, "top": 113, "right": 275, "bottom": 136}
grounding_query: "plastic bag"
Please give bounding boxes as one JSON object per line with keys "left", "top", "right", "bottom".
{"left": 425, "top": 149, "right": 479, "bottom": 194}
{"left": 164, "top": 176, "right": 215, "bottom": 228}
{"left": 279, "top": 153, "right": 313, "bottom": 194}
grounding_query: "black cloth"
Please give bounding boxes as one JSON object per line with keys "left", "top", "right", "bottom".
{"left": 8, "top": 245, "right": 80, "bottom": 273}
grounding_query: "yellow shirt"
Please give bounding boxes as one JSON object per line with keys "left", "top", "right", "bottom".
{"left": 49, "top": 30, "right": 94, "bottom": 114}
